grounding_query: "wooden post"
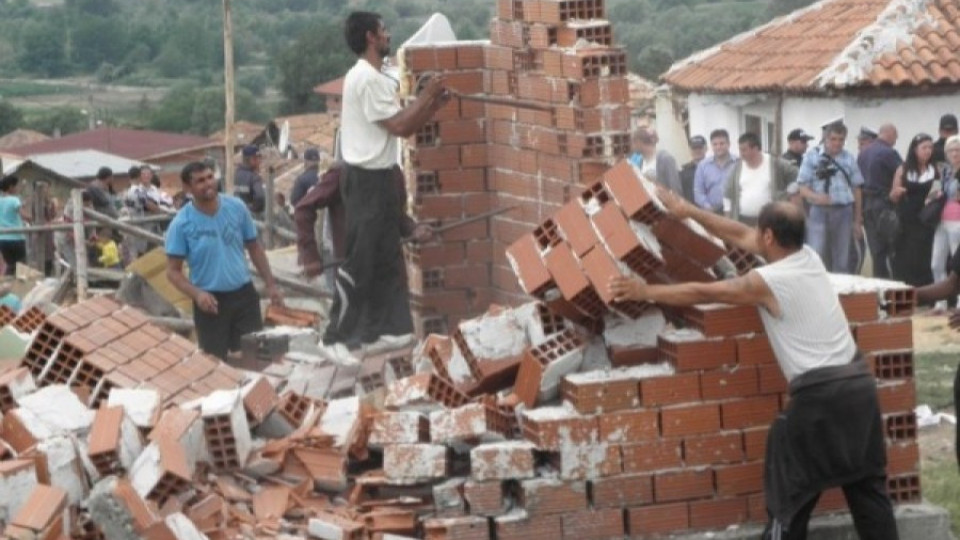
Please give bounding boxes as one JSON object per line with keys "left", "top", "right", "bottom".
{"left": 30, "top": 181, "right": 49, "bottom": 273}
{"left": 264, "top": 166, "right": 275, "bottom": 249}
{"left": 71, "top": 189, "right": 88, "bottom": 301}
{"left": 222, "top": 0, "right": 236, "bottom": 193}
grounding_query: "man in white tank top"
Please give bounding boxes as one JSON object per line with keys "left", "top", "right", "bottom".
{"left": 609, "top": 190, "right": 898, "bottom": 540}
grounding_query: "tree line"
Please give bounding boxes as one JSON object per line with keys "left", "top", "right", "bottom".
{"left": 0, "top": 0, "right": 815, "bottom": 136}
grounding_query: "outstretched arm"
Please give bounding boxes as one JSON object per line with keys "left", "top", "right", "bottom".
{"left": 608, "top": 270, "right": 778, "bottom": 315}
{"left": 657, "top": 187, "right": 761, "bottom": 255}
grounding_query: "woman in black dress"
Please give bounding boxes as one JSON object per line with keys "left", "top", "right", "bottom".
{"left": 890, "top": 133, "right": 939, "bottom": 286}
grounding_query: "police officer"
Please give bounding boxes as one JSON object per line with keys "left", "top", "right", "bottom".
{"left": 234, "top": 145, "right": 265, "bottom": 217}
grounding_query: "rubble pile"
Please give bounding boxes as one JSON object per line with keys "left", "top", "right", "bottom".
{"left": 0, "top": 161, "right": 922, "bottom": 540}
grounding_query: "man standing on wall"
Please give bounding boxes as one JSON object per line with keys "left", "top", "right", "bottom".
{"left": 321, "top": 11, "right": 447, "bottom": 359}
{"left": 796, "top": 123, "right": 864, "bottom": 273}
{"left": 609, "top": 191, "right": 898, "bottom": 540}
{"left": 166, "top": 162, "right": 283, "bottom": 361}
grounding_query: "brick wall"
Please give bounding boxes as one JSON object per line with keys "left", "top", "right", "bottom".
{"left": 401, "top": 0, "right": 633, "bottom": 333}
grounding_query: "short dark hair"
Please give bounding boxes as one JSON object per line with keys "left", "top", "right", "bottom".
{"left": 758, "top": 202, "right": 805, "bottom": 250}
{"left": 0, "top": 175, "right": 17, "bottom": 192}
{"left": 180, "top": 161, "right": 210, "bottom": 185}
{"left": 345, "top": 11, "right": 381, "bottom": 56}
{"left": 128, "top": 166, "right": 141, "bottom": 179}
{"left": 738, "top": 132, "right": 762, "bottom": 150}
{"left": 96, "top": 166, "right": 112, "bottom": 180}
{"left": 825, "top": 123, "right": 848, "bottom": 138}
{"left": 709, "top": 129, "right": 729, "bottom": 142}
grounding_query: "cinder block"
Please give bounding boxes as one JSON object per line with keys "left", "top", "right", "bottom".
{"left": 128, "top": 439, "right": 192, "bottom": 505}
{"left": 200, "top": 389, "right": 252, "bottom": 471}
{"left": 383, "top": 444, "right": 448, "bottom": 483}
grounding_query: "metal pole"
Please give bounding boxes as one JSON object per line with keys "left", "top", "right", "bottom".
{"left": 264, "top": 166, "right": 275, "bottom": 249}
{"left": 222, "top": 0, "right": 236, "bottom": 193}
{"left": 71, "top": 190, "right": 88, "bottom": 300}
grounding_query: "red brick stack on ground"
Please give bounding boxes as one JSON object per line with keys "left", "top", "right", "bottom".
{"left": 400, "top": 0, "right": 633, "bottom": 336}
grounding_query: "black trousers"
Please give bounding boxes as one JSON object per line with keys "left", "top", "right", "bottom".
{"left": 863, "top": 204, "right": 895, "bottom": 279}
{"left": 0, "top": 240, "right": 26, "bottom": 276}
{"left": 193, "top": 281, "right": 263, "bottom": 360}
{"left": 763, "top": 475, "right": 899, "bottom": 540}
{"left": 322, "top": 165, "right": 413, "bottom": 348}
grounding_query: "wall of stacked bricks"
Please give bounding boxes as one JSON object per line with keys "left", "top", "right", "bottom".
{"left": 401, "top": 0, "right": 632, "bottom": 334}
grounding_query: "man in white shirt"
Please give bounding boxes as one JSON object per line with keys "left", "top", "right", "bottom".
{"left": 322, "top": 11, "right": 448, "bottom": 358}
{"left": 608, "top": 191, "right": 898, "bottom": 540}
{"left": 725, "top": 132, "right": 798, "bottom": 225}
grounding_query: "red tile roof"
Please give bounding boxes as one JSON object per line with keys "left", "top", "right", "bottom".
{"left": 7, "top": 127, "right": 212, "bottom": 161}
{"left": 313, "top": 77, "right": 344, "bottom": 96}
{"left": 663, "top": 0, "right": 960, "bottom": 93}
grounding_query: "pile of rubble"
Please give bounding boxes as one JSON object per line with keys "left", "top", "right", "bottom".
{"left": 0, "top": 161, "right": 922, "bottom": 540}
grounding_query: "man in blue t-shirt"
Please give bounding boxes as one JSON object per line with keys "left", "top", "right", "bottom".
{"left": 165, "top": 161, "right": 283, "bottom": 360}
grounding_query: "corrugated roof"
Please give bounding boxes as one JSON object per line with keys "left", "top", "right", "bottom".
{"left": 28, "top": 149, "right": 148, "bottom": 179}
{"left": 663, "top": 0, "right": 960, "bottom": 93}
{"left": 7, "top": 127, "right": 211, "bottom": 161}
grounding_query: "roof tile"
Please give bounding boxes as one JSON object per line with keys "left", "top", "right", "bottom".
{"left": 664, "top": 0, "right": 960, "bottom": 92}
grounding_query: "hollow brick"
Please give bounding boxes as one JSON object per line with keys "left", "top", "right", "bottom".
{"left": 661, "top": 403, "right": 721, "bottom": 437}
{"left": 715, "top": 461, "right": 764, "bottom": 496}
{"left": 684, "top": 431, "right": 745, "bottom": 466}
{"left": 621, "top": 438, "right": 683, "bottom": 473}
{"left": 720, "top": 395, "right": 780, "bottom": 430}
{"left": 653, "top": 468, "right": 714, "bottom": 503}
{"left": 689, "top": 497, "right": 749, "bottom": 531}
{"left": 627, "top": 502, "right": 689, "bottom": 536}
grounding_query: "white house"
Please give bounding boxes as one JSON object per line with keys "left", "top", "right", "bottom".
{"left": 659, "top": 0, "right": 960, "bottom": 157}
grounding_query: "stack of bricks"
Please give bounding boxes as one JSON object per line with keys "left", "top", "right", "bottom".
{"left": 400, "top": 0, "right": 633, "bottom": 335}
{"left": 14, "top": 296, "right": 244, "bottom": 408}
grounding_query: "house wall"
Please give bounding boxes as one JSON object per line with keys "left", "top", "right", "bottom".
{"left": 673, "top": 91, "right": 960, "bottom": 159}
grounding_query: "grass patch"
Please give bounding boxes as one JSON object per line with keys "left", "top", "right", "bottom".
{"left": 914, "top": 352, "right": 956, "bottom": 409}
{"left": 921, "top": 457, "right": 960, "bottom": 535}
{"left": 0, "top": 80, "right": 84, "bottom": 98}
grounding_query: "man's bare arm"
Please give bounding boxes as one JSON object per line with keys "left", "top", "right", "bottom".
{"left": 609, "top": 271, "right": 778, "bottom": 315}
{"left": 379, "top": 77, "right": 449, "bottom": 138}
{"left": 658, "top": 187, "right": 761, "bottom": 254}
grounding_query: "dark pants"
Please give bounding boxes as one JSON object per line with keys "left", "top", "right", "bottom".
{"left": 0, "top": 240, "right": 26, "bottom": 276}
{"left": 193, "top": 281, "right": 263, "bottom": 360}
{"left": 322, "top": 165, "right": 413, "bottom": 348}
{"left": 864, "top": 204, "right": 895, "bottom": 279}
{"left": 763, "top": 475, "right": 898, "bottom": 540}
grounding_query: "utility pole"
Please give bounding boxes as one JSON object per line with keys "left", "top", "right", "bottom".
{"left": 222, "top": 0, "right": 236, "bottom": 192}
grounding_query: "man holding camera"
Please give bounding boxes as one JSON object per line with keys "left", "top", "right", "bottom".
{"left": 796, "top": 123, "right": 864, "bottom": 273}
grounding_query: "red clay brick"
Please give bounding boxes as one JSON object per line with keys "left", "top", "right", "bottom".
{"left": 627, "top": 502, "right": 689, "bottom": 536}
{"left": 886, "top": 441, "right": 920, "bottom": 477}
{"left": 518, "top": 479, "right": 588, "bottom": 515}
{"left": 661, "top": 403, "right": 721, "bottom": 437}
{"left": 715, "top": 461, "right": 764, "bottom": 496}
{"left": 654, "top": 469, "right": 714, "bottom": 502}
{"left": 456, "top": 44, "right": 485, "bottom": 69}
{"left": 560, "top": 508, "right": 624, "bottom": 539}
{"left": 683, "top": 304, "right": 764, "bottom": 338}
{"left": 742, "top": 426, "right": 770, "bottom": 461}
{"left": 700, "top": 367, "right": 760, "bottom": 400}
{"left": 689, "top": 497, "right": 749, "bottom": 530}
{"left": 495, "top": 513, "right": 562, "bottom": 540}
{"left": 405, "top": 46, "right": 457, "bottom": 71}
{"left": 439, "top": 119, "right": 486, "bottom": 145}
{"left": 876, "top": 381, "right": 917, "bottom": 414}
{"left": 590, "top": 474, "right": 653, "bottom": 508}
{"left": 639, "top": 372, "right": 701, "bottom": 407}
{"left": 720, "top": 395, "right": 780, "bottom": 429}
{"left": 853, "top": 318, "right": 912, "bottom": 353}
{"left": 839, "top": 292, "right": 880, "bottom": 323}
{"left": 684, "top": 432, "right": 745, "bottom": 466}
{"left": 598, "top": 409, "right": 658, "bottom": 444}
{"left": 757, "top": 364, "right": 788, "bottom": 394}
{"left": 621, "top": 438, "right": 683, "bottom": 473}
{"left": 658, "top": 333, "right": 737, "bottom": 372}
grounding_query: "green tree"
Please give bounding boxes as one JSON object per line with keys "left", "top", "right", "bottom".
{"left": 0, "top": 102, "right": 23, "bottom": 135}
{"left": 276, "top": 20, "right": 353, "bottom": 114}
{"left": 25, "top": 106, "right": 88, "bottom": 136}
{"left": 17, "top": 20, "right": 68, "bottom": 76}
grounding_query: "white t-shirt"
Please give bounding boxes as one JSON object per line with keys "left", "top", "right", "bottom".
{"left": 341, "top": 58, "right": 402, "bottom": 170}
{"left": 753, "top": 246, "right": 856, "bottom": 381}
{"left": 738, "top": 153, "right": 772, "bottom": 218}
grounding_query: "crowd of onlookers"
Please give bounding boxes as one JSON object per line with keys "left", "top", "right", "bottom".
{"left": 632, "top": 114, "right": 960, "bottom": 303}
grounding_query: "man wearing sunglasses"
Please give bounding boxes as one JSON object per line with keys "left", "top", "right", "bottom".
{"left": 165, "top": 161, "right": 284, "bottom": 361}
